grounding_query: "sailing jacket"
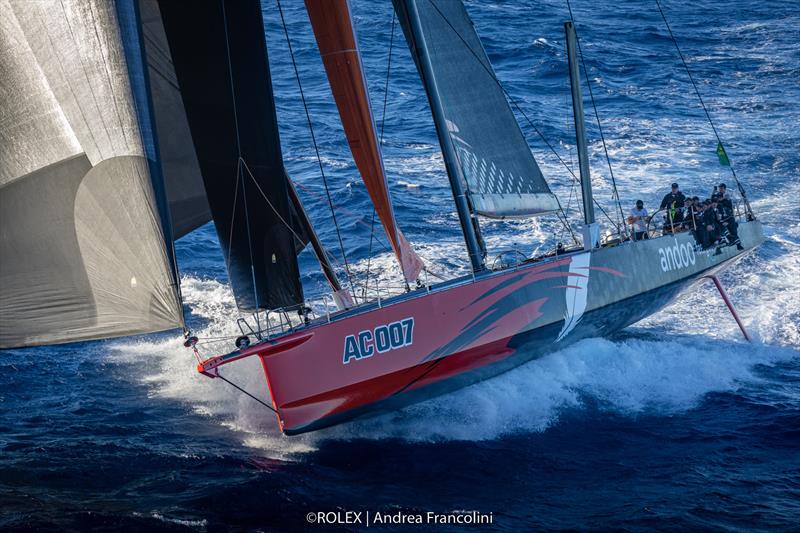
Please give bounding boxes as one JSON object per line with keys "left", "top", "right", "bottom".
{"left": 660, "top": 191, "right": 686, "bottom": 210}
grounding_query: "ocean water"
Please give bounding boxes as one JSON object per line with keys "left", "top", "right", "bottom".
{"left": 2, "top": 0, "right": 799, "bottom": 530}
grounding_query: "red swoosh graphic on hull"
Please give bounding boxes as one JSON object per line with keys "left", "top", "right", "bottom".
{"left": 262, "top": 253, "right": 628, "bottom": 432}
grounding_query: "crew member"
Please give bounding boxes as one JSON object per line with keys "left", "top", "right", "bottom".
{"left": 660, "top": 182, "right": 686, "bottom": 232}
{"left": 684, "top": 197, "right": 697, "bottom": 230}
{"left": 628, "top": 200, "right": 649, "bottom": 241}
{"left": 699, "top": 199, "right": 721, "bottom": 249}
{"left": 715, "top": 184, "right": 743, "bottom": 249}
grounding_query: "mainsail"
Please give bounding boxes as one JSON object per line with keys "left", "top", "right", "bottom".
{"left": 393, "top": 0, "right": 559, "bottom": 218}
{"left": 0, "top": 0, "right": 183, "bottom": 348}
{"left": 305, "top": 0, "right": 424, "bottom": 283}
{"left": 157, "top": 0, "right": 305, "bottom": 311}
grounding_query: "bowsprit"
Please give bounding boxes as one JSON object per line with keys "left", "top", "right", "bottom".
{"left": 342, "top": 318, "right": 414, "bottom": 364}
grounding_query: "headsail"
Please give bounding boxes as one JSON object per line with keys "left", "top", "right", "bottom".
{"left": 158, "top": 0, "right": 305, "bottom": 311}
{"left": 393, "top": 0, "right": 559, "bottom": 218}
{"left": 305, "top": 0, "right": 423, "bottom": 283}
{"left": 138, "top": 0, "right": 211, "bottom": 239}
{"left": 0, "top": 0, "right": 183, "bottom": 348}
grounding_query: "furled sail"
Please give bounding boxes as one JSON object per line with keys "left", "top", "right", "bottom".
{"left": 157, "top": 0, "right": 305, "bottom": 311}
{"left": 393, "top": 0, "right": 559, "bottom": 218}
{"left": 0, "top": 0, "right": 183, "bottom": 348}
{"left": 305, "top": 0, "right": 424, "bottom": 283}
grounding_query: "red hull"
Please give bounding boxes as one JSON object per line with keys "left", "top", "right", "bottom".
{"left": 215, "top": 256, "right": 592, "bottom": 434}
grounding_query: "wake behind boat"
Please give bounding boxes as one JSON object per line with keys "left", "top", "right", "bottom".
{"left": 0, "top": 0, "right": 762, "bottom": 435}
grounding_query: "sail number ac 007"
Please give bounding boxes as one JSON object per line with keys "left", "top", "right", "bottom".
{"left": 342, "top": 317, "right": 415, "bottom": 364}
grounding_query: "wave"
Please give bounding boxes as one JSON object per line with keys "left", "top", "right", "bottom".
{"left": 320, "top": 335, "right": 797, "bottom": 443}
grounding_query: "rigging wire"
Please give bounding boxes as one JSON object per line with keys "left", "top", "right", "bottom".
{"left": 292, "top": 180, "right": 450, "bottom": 282}
{"left": 363, "top": 12, "right": 397, "bottom": 302}
{"left": 556, "top": 93, "right": 582, "bottom": 246}
{"left": 564, "top": 93, "right": 582, "bottom": 219}
{"left": 224, "top": 167, "right": 241, "bottom": 273}
{"left": 654, "top": 0, "right": 754, "bottom": 219}
{"left": 565, "top": 0, "right": 628, "bottom": 236}
{"left": 136, "top": 28, "right": 187, "bottom": 316}
{"left": 221, "top": 0, "right": 260, "bottom": 330}
{"left": 240, "top": 161, "right": 262, "bottom": 331}
{"left": 363, "top": 210, "right": 377, "bottom": 302}
{"left": 422, "top": 0, "right": 621, "bottom": 237}
{"left": 238, "top": 159, "right": 348, "bottom": 274}
{"left": 274, "top": 0, "right": 358, "bottom": 298}
{"left": 215, "top": 371, "right": 278, "bottom": 414}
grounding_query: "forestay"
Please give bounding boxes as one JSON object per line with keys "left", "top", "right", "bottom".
{"left": 393, "top": 0, "right": 559, "bottom": 218}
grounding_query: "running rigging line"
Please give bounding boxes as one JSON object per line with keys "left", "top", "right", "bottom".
{"left": 363, "top": 11, "right": 397, "bottom": 301}
{"left": 654, "top": 0, "right": 754, "bottom": 219}
{"left": 238, "top": 159, "right": 348, "bottom": 274}
{"left": 565, "top": 0, "right": 628, "bottom": 236}
{"left": 274, "top": 0, "right": 358, "bottom": 298}
{"left": 216, "top": 371, "right": 278, "bottom": 414}
{"left": 291, "top": 180, "right": 450, "bottom": 282}
{"left": 221, "top": 1, "right": 260, "bottom": 329}
{"left": 559, "top": 100, "right": 582, "bottom": 246}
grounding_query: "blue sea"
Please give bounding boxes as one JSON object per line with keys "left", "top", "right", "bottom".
{"left": 2, "top": 0, "right": 799, "bottom": 530}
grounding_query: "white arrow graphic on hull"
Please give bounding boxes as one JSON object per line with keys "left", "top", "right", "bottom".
{"left": 555, "top": 252, "right": 591, "bottom": 342}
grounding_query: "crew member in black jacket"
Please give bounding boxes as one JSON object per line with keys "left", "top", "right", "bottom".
{"left": 699, "top": 200, "right": 721, "bottom": 249}
{"left": 715, "top": 183, "right": 743, "bottom": 249}
{"left": 660, "top": 182, "right": 686, "bottom": 231}
{"left": 660, "top": 182, "right": 686, "bottom": 210}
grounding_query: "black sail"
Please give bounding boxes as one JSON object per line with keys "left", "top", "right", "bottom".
{"left": 393, "top": 0, "right": 559, "bottom": 218}
{"left": 0, "top": 0, "right": 183, "bottom": 348}
{"left": 139, "top": 0, "right": 212, "bottom": 239}
{"left": 157, "top": 0, "right": 304, "bottom": 311}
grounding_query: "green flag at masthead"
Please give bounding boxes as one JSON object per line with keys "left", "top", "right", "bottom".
{"left": 716, "top": 142, "right": 730, "bottom": 166}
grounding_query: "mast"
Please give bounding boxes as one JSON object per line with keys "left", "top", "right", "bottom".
{"left": 565, "top": 21, "right": 599, "bottom": 249}
{"left": 402, "top": 0, "right": 485, "bottom": 272}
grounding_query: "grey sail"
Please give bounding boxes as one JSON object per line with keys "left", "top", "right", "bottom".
{"left": 393, "top": 0, "right": 559, "bottom": 218}
{"left": 0, "top": 0, "right": 183, "bottom": 348}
